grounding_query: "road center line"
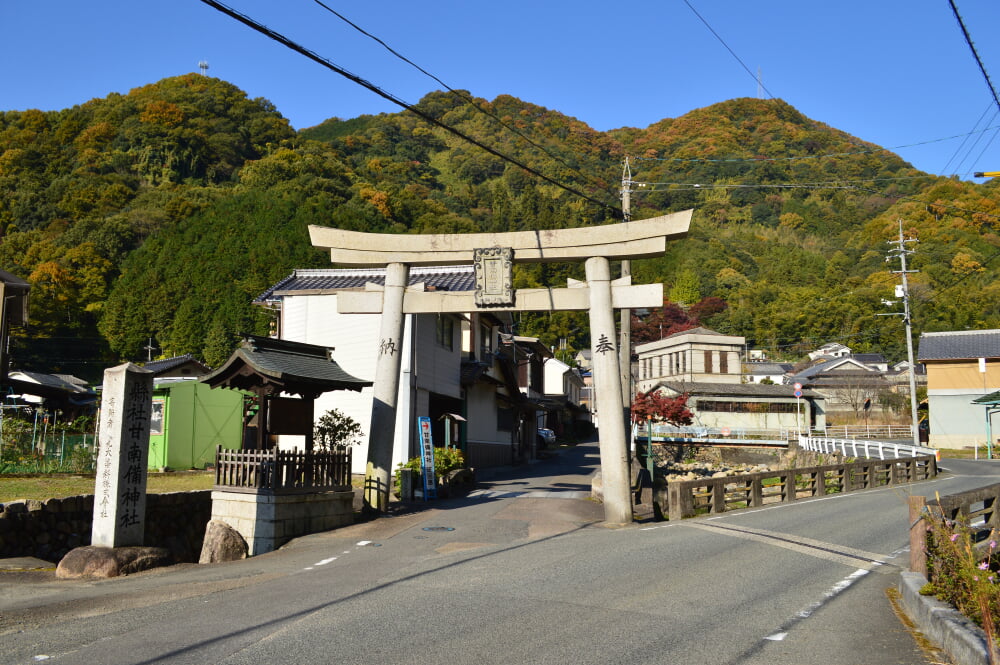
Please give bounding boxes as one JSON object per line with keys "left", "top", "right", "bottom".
{"left": 682, "top": 522, "right": 891, "bottom": 570}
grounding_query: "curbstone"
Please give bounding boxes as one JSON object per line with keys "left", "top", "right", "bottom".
{"left": 898, "top": 571, "right": 991, "bottom": 665}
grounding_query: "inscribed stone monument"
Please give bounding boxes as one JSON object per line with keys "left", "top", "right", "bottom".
{"left": 92, "top": 363, "right": 154, "bottom": 548}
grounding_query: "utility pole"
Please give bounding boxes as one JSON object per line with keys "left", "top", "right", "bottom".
{"left": 881, "top": 220, "right": 920, "bottom": 448}
{"left": 619, "top": 158, "right": 633, "bottom": 446}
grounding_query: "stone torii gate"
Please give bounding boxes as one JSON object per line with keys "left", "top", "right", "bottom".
{"left": 309, "top": 210, "right": 692, "bottom": 524}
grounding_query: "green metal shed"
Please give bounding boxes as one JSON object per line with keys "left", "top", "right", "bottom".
{"left": 148, "top": 378, "right": 247, "bottom": 470}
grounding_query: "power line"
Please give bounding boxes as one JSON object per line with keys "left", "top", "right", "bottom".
{"left": 940, "top": 101, "right": 995, "bottom": 174}
{"left": 632, "top": 122, "right": 1000, "bottom": 168}
{"left": 198, "top": 0, "right": 621, "bottom": 216}
{"left": 309, "top": 0, "right": 605, "bottom": 194}
{"left": 948, "top": 0, "right": 1000, "bottom": 114}
{"left": 683, "top": 0, "right": 776, "bottom": 99}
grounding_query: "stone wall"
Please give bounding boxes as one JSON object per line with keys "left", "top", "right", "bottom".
{"left": 210, "top": 490, "right": 354, "bottom": 556}
{"left": 0, "top": 491, "right": 212, "bottom": 564}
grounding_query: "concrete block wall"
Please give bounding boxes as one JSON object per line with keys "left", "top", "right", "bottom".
{"left": 210, "top": 490, "right": 354, "bottom": 556}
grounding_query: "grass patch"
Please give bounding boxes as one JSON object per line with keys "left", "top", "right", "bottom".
{"left": 0, "top": 471, "right": 215, "bottom": 503}
{"left": 2, "top": 471, "right": 367, "bottom": 503}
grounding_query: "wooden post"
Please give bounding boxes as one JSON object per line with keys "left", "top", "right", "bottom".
{"left": 909, "top": 495, "right": 928, "bottom": 576}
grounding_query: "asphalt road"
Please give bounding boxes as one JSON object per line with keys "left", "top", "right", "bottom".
{"left": 1, "top": 445, "right": 997, "bottom": 665}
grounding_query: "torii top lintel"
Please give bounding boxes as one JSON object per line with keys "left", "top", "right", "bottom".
{"left": 308, "top": 210, "right": 692, "bottom": 267}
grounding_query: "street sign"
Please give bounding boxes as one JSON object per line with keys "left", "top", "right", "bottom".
{"left": 418, "top": 416, "right": 436, "bottom": 500}
{"left": 793, "top": 382, "right": 802, "bottom": 391}
{"left": 794, "top": 390, "right": 802, "bottom": 398}
{"left": 721, "top": 427, "right": 731, "bottom": 436}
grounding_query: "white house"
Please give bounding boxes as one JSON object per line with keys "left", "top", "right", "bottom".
{"left": 649, "top": 380, "right": 826, "bottom": 432}
{"left": 542, "top": 356, "right": 589, "bottom": 436}
{"left": 743, "top": 362, "right": 793, "bottom": 385}
{"left": 256, "top": 266, "right": 538, "bottom": 472}
{"left": 634, "top": 327, "right": 745, "bottom": 393}
{"left": 808, "top": 342, "right": 852, "bottom": 360}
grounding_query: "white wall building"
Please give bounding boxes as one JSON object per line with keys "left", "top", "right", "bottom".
{"left": 257, "top": 266, "right": 526, "bottom": 473}
{"left": 634, "top": 327, "right": 745, "bottom": 394}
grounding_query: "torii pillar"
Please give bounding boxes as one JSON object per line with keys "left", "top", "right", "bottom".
{"left": 310, "top": 210, "right": 692, "bottom": 523}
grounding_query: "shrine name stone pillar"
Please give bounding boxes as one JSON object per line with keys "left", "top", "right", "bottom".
{"left": 585, "top": 257, "right": 632, "bottom": 525}
{"left": 364, "top": 261, "right": 409, "bottom": 512}
{"left": 92, "top": 363, "right": 154, "bottom": 547}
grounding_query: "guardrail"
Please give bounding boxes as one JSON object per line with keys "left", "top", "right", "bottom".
{"left": 640, "top": 424, "right": 916, "bottom": 442}
{"left": 214, "top": 446, "right": 352, "bottom": 494}
{"left": 658, "top": 454, "right": 938, "bottom": 521}
{"left": 799, "top": 435, "right": 938, "bottom": 460}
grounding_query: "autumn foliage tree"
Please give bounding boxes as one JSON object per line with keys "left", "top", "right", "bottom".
{"left": 631, "top": 390, "right": 693, "bottom": 426}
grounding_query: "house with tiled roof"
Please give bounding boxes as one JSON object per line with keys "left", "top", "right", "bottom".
{"left": 255, "top": 266, "right": 546, "bottom": 472}
{"left": 649, "top": 380, "right": 826, "bottom": 432}
{"left": 142, "top": 354, "right": 210, "bottom": 379}
{"left": 918, "top": 329, "right": 1000, "bottom": 448}
{"left": 743, "top": 362, "right": 793, "bottom": 385}
{"left": 785, "top": 357, "right": 891, "bottom": 418}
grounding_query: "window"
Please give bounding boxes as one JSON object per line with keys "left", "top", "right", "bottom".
{"left": 497, "top": 406, "right": 514, "bottom": 432}
{"left": 697, "top": 400, "right": 798, "bottom": 414}
{"left": 704, "top": 350, "right": 713, "bottom": 374}
{"left": 720, "top": 351, "right": 729, "bottom": 374}
{"left": 480, "top": 323, "right": 493, "bottom": 360}
{"left": 436, "top": 315, "right": 454, "bottom": 350}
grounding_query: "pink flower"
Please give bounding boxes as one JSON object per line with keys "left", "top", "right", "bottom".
{"left": 980, "top": 562, "right": 990, "bottom": 570}
{"left": 991, "top": 540, "right": 997, "bottom": 550}
{"left": 950, "top": 534, "right": 959, "bottom": 542}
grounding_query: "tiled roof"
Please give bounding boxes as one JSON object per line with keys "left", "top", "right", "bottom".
{"left": 745, "top": 362, "right": 793, "bottom": 375}
{"left": 256, "top": 266, "right": 476, "bottom": 302}
{"left": 142, "top": 354, "right": 210, "bottom": 376}
{"left": 653, "top": 381, "right": 822, "bottom": 399}
{"left": 201, "top": 334, "right": 372, "bottom": 396}
{"left": 787, "top": 357, "right": 874, "bottom": 381}
{"left": 918, "top": 330, "right": 1000, "bottom": 361}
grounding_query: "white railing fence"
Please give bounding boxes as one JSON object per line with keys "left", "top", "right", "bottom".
{"left": 799, "top": 435, "right": 938, "bottom": 461}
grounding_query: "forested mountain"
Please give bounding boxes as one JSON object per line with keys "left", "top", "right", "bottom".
{"left": 0, "top": 75, "right": 997, "bottom": 380}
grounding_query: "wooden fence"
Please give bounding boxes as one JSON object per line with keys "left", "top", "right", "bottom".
{"left": 660, "top": 455, "right": 938, "bottom": 521}
{"left": 909, "top": 482, "right": 1000, "bottom": 576}
{"left": 213, "top": 446, "right": 352, "bottom": 494}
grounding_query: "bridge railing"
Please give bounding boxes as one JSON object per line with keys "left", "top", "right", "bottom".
{"left": 799, "top": 435, "right": 938, "bottom": 461}
{"left": 909, "top": 482, "right": 1000, "bottom": 576}
{"left": 659, "top": 454, "right": 938, "bottom": 521}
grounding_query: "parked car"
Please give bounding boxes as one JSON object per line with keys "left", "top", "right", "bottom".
{"left": 537, "top": 428, "right": 556, "bottom": 447}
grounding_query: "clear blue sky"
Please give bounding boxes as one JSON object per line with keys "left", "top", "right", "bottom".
{"left": 3, "top": 1, "right": 1000, "bottom": 181}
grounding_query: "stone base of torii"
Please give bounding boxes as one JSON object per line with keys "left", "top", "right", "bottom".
{"left": 309, "top": 211, "right": 692, "bottom": 525}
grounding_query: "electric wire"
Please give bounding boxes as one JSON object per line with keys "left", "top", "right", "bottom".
{"left": 683, "top": 0, "right": 775, "bottom": 99}
{"left": 940, "top": 101, "right": 995, "bottom": 174}
{"left": 198, "top": 0, "right": 621, "bottom": 216}
{"left": 309, "top": 0, "right": 606, "bottom": 195}
{"left": 948, "top": 0, "right": 1000, "bottom": 114}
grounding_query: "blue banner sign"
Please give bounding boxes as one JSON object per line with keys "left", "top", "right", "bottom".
{"left": 418, "top": 416, "right": 437, "bottom": 499}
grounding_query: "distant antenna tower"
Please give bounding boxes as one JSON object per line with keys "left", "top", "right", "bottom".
{"left": 199, "top": 61, "right": 209, "bottom": 76}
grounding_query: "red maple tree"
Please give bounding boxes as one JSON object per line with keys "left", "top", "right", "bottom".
{"left": 631, "top": 390, "right": 693, "bottom": 426}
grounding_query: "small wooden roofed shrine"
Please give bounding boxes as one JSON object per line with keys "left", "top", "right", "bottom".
{"left": 201, "top": 334, "right": 372, "bottom": 451}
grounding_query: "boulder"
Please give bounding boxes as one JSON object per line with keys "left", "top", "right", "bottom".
{"left": 56, "top": 545, "right": 173, "bottom": 579}
{"left": 198, "top": 520, "right": 248, "bottom": 564}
